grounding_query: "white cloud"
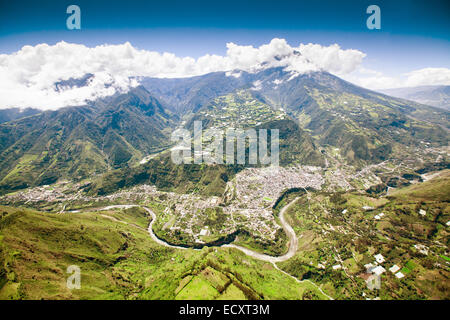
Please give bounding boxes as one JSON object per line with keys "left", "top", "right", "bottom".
{"left": 343, "top": 67, "right": 450, "bottom": 91}
{"left": 404, "top": 68, "right": 450, "bottom": 87}
{"left": 297, "top": 43, "right": 366, "bottom": 75}
{"left": 1, "top": 38, "right": 448, "bottom": 110}
{"left": 0, "top": 39, "right": 366, "bottom": 110}
{"left": 342, "top": 70, "right": 398, "bottom": 90}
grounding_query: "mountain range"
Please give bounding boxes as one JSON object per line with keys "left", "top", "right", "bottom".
{"left": 0, "top": 67, "right": 448, "bottom": 195}
{"left": 0, "top": 64, "right": 449, "bottom": 301}
{"left": 0, "top": 87, "right": 174, "bottom": 193}
{"left": 380, "top": 85, "right": 450, "bottom": 111}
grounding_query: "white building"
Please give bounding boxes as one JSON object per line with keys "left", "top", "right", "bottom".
{"left": 372, "top": 266, "right": 386, "bottom": 276}
{"left": 414, "top": 244, "right": 429, "bottom": 255}
{"left": 199, "top": 227, "right": 210, "bottom": 236}
{"left": 374, "top": 254, "right": 385, "bottom": 264}
{"left": 364, "top": 263, "right": 375, "bottom": 271}
{"left": 389, "top": 265, "right": 400, "bottom": 273}
{"left": 374, "top": 212, "right": 385, "bottom": 220}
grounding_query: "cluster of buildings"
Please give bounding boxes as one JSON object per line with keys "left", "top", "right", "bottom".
{"left": 364, "top": 253, "right": 406, "bottom": 288}
{"left": 0, "top": 164, "right": 327, "bottom": 245}
{"left": 220, "top": 165, "right": 325, "bottom": 239}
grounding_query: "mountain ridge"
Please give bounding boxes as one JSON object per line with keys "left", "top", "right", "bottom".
{"left": 0, "top": 67, "right": 448, "bottom": 195}
{"left": 380, "top": 85, "right": 450, "bottom": 111}
{"left": 0, "top": 86, "right": 175, "bottom": 194}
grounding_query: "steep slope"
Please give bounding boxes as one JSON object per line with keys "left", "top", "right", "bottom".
{"left": 143, "top": 67, "right": 449, "bottom": 166}
{"left": 85, "top": 89, "right": 326, "bottom": 197}
{"left": 1, "top": 67, "right": 448, "bottom": 195}
{"left": 86, "top": 151, "right": 244, "bottom": 197}
{"left": 248, "top": 68, "right": 448, "bottom": 136}
{"left": 277, "top": 170, "right": 450, "bottom": 300}
{"left": 0, "top": 205, "right": 325, "bottom": 300}
{"left": 140, "top": 71, "right": 253, "bottom": 115}
{"left": 0, "top": 86, "right": 174, "bottom": 194}
{"left": 141, "top": 67, "right": 449, "bottom": 128}
{"left": 186, "top": 89, "right": 325, "bottom": 166}
{"left": 271, "top": 72, "right": 448, "bottom": 164}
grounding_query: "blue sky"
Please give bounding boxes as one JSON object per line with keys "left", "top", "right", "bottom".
{"left": 1, "top": 0, "right": 449, "bottom": 68}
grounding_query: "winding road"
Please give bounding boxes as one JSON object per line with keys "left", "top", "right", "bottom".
{"left": 96, "top": 198, "right": 333, "bottom": 299}
{"left": 223, "top": 197, "right": 299, "bottom": 263}
{"left": 97, "top": 198, "right": 300, "bottom": 261}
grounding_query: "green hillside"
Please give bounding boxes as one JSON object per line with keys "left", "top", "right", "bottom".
{"left": 0, "top": 205, "right": 327, "bottom": 300}
{"left": 277, "top": 170, "right": 450, "bottom": 300}
{"left": 0, "top": 87, "right": 174, "bottom": 195}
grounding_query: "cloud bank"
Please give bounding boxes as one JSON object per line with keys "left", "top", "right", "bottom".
{"left": 404, "top": 68, "right": 450, "bottom": 87}
{"left": 0, "top": 39, "right": 365, "bottom": 110}
{"left": 0, "top": 38, "right": 448, "bottom": 110}
{"left": 343, "top": 67, "right": 450, "bottom": 90}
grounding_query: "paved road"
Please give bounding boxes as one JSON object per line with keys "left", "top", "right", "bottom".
{"left": 97, "top": 198, "right": 300, "bottom": 261}
{"left": 97, "top": 205, "right": 189, "bottom": 249}
{"left": 95, "top": 199, "right": 333, "bottom": 299}
{"left": 223, "top": 197, "right": 300, "bottom": 263}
